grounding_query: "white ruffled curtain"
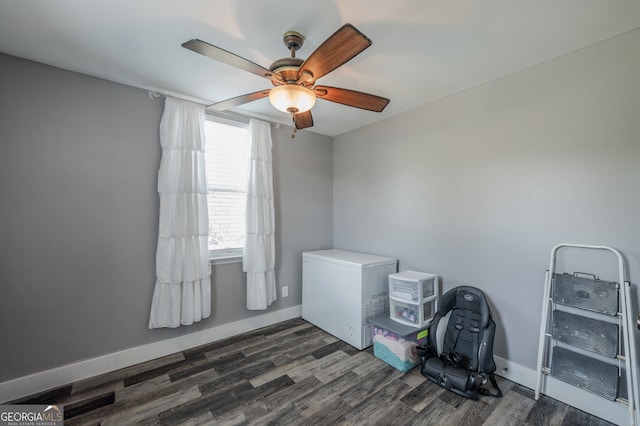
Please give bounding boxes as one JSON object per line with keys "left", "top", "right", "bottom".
{"left": 243, "top": 119, "right": 276, "bottom": 310}
{"left": 149, "top": 97, "right": 211, "bottom": 328}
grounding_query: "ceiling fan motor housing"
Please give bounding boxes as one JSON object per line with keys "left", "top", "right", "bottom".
{"left": 269, "top": 57, "right": 304, "bottom": 84}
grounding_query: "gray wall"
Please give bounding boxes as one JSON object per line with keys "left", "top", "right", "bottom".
{"left": 0, "top": 53, "right": 333, "bottom": 382}
{"left": 333, "top": 29, "right": 640, "bottom": 370}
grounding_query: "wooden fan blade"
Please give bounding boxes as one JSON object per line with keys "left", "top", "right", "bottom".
{"left": 206, "top": 89, "right": 271, "bottom": 112}
{"left": 297, "top": 24, "right": 371, "bottom": 84}
{"left": 293, "top": 110, "right": 313, "bottom": 129}
{"left": 182, "top": 39, "right": 280, "bottom": 82}
{"left": 314, "top": 86, "right": 389, "bottom": 112}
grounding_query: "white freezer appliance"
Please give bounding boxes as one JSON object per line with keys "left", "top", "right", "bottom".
{"left": 302, "top": 249, "right": 397, "bottom": 349}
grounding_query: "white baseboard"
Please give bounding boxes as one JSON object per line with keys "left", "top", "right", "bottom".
{"left": 493, "top": 355, "right": 538, "bottom": 389}
{"left": 0, "top": 305, "right": 302, "bottom": 403}
{"left": 494, "top": 355, "right": 631, "bottom": 426}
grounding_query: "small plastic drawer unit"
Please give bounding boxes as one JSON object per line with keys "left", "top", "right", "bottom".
{"left": 389, "top": 270, "right": 438, "bottom": 328}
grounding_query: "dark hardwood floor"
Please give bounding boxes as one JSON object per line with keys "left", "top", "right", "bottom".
{"left": 11, "top": 318, "right": 614, "bottom": 425}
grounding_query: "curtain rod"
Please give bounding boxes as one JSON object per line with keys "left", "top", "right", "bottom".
{"left": 147, "top": 90, "right": 208, "bottom": 106}
{"left": 148, "top": 90, "right": 282, "bottom": 128}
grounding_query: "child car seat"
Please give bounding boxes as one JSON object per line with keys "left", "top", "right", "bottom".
{"left": 416, "top": 286, "right": 502, "bottom": 399}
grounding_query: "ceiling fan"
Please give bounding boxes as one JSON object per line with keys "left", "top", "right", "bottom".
{"left": 182, "top": 24, "right": 390, "bottom": 132}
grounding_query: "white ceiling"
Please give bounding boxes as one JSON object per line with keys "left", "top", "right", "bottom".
{"left": 1, "top": 1, "right": 639, "bottom": 137}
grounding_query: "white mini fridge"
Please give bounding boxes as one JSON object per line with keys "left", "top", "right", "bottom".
{"left": 302, "top": 249, "right": 397, "bottom": 349}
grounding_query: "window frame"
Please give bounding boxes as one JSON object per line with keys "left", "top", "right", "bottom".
{"left": 204, "top": 114, "right": 250, "bottom": 263}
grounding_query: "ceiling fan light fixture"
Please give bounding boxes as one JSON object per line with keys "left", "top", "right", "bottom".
{"left": 269, "top": 84, "right": 316, "bottom": 113}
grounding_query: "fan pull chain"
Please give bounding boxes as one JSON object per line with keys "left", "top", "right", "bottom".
{"left": 290, "top": 114, "right": 297, "bottom": 139}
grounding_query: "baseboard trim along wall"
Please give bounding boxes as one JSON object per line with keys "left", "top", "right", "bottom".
{"left": 0, "top": 305, "right": 302, "bottom": 403}
{"left": 494, "top": 356, "right": 630, "bottom": 426}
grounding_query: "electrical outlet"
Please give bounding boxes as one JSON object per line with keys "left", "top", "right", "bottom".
{"left": 282, "top": 286, "right": 288, "bottom": 298}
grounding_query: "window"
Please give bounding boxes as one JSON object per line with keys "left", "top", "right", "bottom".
{"left": 204, "top": 117, "right": 250, "bottom": 259}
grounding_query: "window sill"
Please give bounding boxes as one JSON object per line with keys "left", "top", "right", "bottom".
{"left": 210, "top": 255, "right": 243, "bottom": 266}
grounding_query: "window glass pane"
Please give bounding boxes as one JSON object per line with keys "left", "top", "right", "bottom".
{"left": 204, "top": 119, "right": 249, "bottom": 253}
{"left": 207, "top": 191, "right": 245, "bottom": 250}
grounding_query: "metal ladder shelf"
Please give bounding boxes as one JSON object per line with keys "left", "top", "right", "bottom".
{"left": 535, "top": 244, "right": 639, "bottom": 426}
